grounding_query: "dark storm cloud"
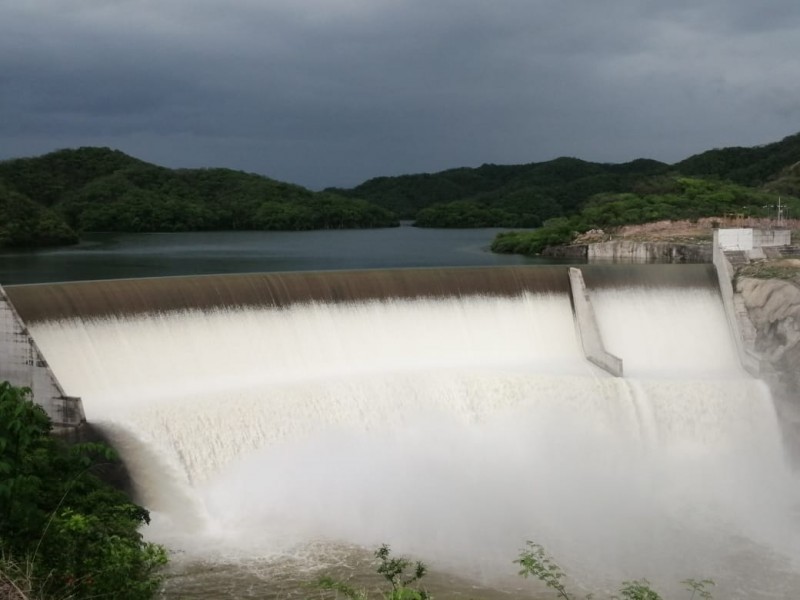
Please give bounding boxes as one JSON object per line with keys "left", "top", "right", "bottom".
{"left": 2, "top": 0, "right": 799, "bottom": 188}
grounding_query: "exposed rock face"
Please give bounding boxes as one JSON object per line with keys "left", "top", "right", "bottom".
{"left": 738, "top": 277, "right": 800, "bottom": 395}
{"left": 587, "top": 241, "right": 712, "bottom": 263}
{"left": 737, "top": 276, "right": 800, "bottom": 451}
{"left": 541, "top": 241, "right": 712, "bottom": 262}
{"left": 541, "top": 244, "right": 588, "bottom": 259}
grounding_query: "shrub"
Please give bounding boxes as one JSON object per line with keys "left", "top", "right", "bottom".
{"left": 0, "top": 381, "right": 167, "bottom": 600}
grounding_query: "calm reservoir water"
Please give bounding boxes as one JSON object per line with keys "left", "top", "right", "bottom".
{"left": 0, "top": 226, "right": 554, "bottom": 285}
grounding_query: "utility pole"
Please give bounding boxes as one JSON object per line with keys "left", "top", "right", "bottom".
{"left": 763, "top": 198, "right": 786, "bottom": 227}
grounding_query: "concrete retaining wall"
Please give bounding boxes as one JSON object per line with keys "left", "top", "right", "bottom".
{"left": 717, "top": 228, "right": 791, "bottom": 260}
{"left": 753, "top": 229, "right": 792, "bottom": 248}
{"left": 717, "top": 228, "right": 754, "bottom": 251}
{"left": 0, "top": 285, "right": 84, "bottom": 429}
{"left": 568, "top": 268, "right": 623, "bottom": 377}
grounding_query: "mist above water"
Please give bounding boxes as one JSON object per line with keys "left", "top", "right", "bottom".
{"left": 31, "top": 289, "right": 800, "bottom": 598}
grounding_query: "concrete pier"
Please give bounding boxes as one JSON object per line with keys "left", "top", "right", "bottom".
{"left": 0, "top": 285, "right": 84, "bottom": 429}
{"left": 568, "top": 267, "right": 623, "bottom": 377}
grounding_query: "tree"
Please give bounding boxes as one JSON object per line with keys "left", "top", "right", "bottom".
{"left": 0, "top": 381, "right": 167, "bottom": 600}
{"left": 0, "top": 182, "right": 77, "bottom": 248}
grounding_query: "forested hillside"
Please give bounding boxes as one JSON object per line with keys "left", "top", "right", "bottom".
{"left": 328, "top": 157, "right": 670, "bottom": 226}
{"left": 676, "top": 132, "right": 800, "bottom": 187}
{"left": 330, "top": 132, "right": 800, "bottom": 230}
{"left": 488, "top": 133, "right": 800, "bottom": 256}
{"left": 2, "top": 132, "right": 798, "bottom": 250}
{"left": 0, "top": 148, "right": 398, "bottom": 248}
{"left": 492, "top": 176, "right": 795, "bottom": 256}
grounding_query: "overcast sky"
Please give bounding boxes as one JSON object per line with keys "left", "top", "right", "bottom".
{"left": 1, "top": 1, "right": 799, "bottom": 189}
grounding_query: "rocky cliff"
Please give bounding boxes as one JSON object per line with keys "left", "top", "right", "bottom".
{"left": 737, "top": 276, "right": 800, "bottom": 449}
{"left": 542, "top": 241, "right": 712, "bottom": 262}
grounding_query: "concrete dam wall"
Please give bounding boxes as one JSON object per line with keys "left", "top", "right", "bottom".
{"left": 5, "top": 266, "right": 571, "bottom": 323}
{"left": 3, "top": 263, "right": 721, "bottom": 419}
{"left": 5, "top": 264, "right": 720, "bottom": 324}
{"left": 0, "top": 286, "right": 84, "bottom": 428}
{"left": 13, "top": 262, "right": 797, "bottom": 599}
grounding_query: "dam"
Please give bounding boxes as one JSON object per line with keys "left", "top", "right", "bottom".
{"left": 3, "top": 264, "right": 800, "bottom": 598}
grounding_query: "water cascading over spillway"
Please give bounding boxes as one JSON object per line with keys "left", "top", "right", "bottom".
{"left": 8, "top": 266, "right": 800, "bottom": 598}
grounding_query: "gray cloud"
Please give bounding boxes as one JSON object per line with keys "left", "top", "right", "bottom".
{"left": 2, "top": 0, "right": 799, "bottom": 188}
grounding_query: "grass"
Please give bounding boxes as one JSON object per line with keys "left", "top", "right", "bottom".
{"left": 737, "top": 259, "right": 800, "bottom": 284}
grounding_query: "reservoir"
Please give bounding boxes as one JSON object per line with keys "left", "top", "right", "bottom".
{"left": 0, "top": 226, "right": 543, "bottom": 285}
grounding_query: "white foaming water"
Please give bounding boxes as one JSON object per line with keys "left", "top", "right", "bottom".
{"left": 30, "top": 290, "right": 800, "bottom": 598}
{"left": 591, "top": 287, "right": 743, "bottom": 378}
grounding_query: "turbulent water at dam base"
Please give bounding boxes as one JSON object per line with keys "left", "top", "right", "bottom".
{"left": 10, "top": 264, "right": 800, "bottom": 599}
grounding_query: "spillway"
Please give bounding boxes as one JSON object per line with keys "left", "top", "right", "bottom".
{"left": 8, "top": 265, "right": 800, "bottom": 599}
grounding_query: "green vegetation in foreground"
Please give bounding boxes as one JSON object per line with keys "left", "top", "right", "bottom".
{"left": 515, "top": 542, "right": 714, "bottom": 600}
{"left": 0, "top": 381, "right": 166, "bottom": 599}
{"left": 318, "top": 544, "right": 430, "bottom": 600}
{"left": 492, "top": 176, "right": 800, "bottom": 256}
{"left": 317, "top": 543, "right": 715, "bottom": 599}
{"left": 0, "top": 147, "right": 398, "bottom": 249}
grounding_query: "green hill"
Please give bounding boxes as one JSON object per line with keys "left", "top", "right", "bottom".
{"left": 0, "top": 180, "right": 78, "bottom": 248}
{"left": 329, "top": 132, "right": 800, "bottom": 232}
{"left": 0, "top": 147, "right": 148, "bottom": 208}
{"left": 491, "top": 176, "right": 795, "bottom": 256}
{"left": 488, "top": 133, "right": 800, "bottom": 256}
{"left": 2, "top": 132, "right": 798, "bottom": 251}
{"left": 676, "top": 132, "right": 800, "bottom": 189}
{"left": 0, "top": 148, "right": 398, "bottom": 248}
{"left": 328, "top": 157, "right": 669, "bottom": 226}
